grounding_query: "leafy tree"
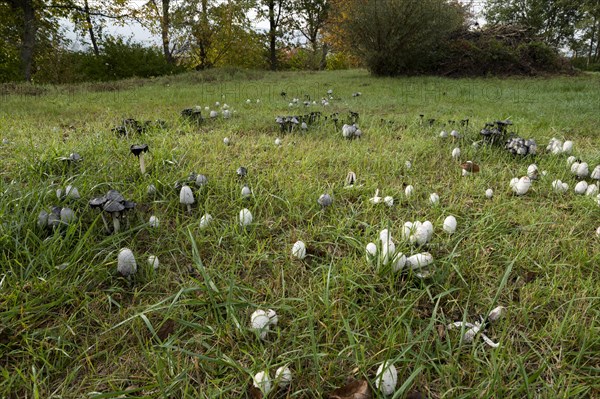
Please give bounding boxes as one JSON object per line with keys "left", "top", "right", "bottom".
{"left": 485, "top": 0, "right": 583, "bottom": 49}
{"left": 291, "top": 0, "right": 329, "bottom": 69}
{"left": 256, "top": 0, "right": 292, "bottom": 70}
{"left": 330, "top": 0, "right": 464, "bottom": 75}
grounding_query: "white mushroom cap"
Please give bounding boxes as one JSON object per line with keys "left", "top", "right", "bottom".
{"left": 562, "top": 140, "right": 573, "bottom": 153}
{"left": 567, "top": 156, "right": 577, "bottom": 166}
{"left": 266, "top": 309, "right": 278, "bottom": 326}
{"left": 223, "top": 137, "right": 230, "bottom": 145}
{"left": 179, "top": 185, "right": 195, "bottom": 205}
{"left": 527, "top": 164, "right": 539, "bottom": 179}
{"left": 275, "top": 138, "right": 282, "bottom": 146}
{"left": 375, "top": 361, "right": 397, "bottom": 396}
{"left": 65, "top": 185, "right": 80, "bottom": 199}
{"left": 292, "top": 241, "right": 307, "bottom": 259}
{"left": 239, "top": 208, "right": 253, "bottom": 226}
{"left": 574, "top": 180, "right": 588, "bottom": 195}
{"left": 253, "top": 371, "right": 272, "bottom": 395}
{"left": 586, "top": 184, "right": 598, "bottom": 196}
{"left": 117, "top": 248, "right": 137, "bottom": 277}
{"left": 199, "top": 213, "right": 213, "bottom": 229}
{"left": 406, "top": 252, "right": 434, "bottom": 269}
{"left": 366, "top": 242, "right": 377, "bottom": 263}
{"left": 391, "top": 252, "right": 406, "bottom": 272}
{"left": 591, "top": 165, "right": 600, "bottom": 180}
{"left": 596, "top": 226, "right": 600, "bottom": 237}
{"left": 250, "top": 310, "right": 270, "bottom": 339}
{"left": 275, "top": 366, "right": 292, "bottom": 388}
{"left": 148, "top": 255, "right": 159, "bottom": 270}
{"left": 576, "top": 162, "right": 589, "bottom": 178}
{"left": 401, "top": 222, "right": 413, "bottom": 240}
{"left": 485, "top": 188, "right": 494, "bottom": 198}
{"left": 443, "top": 215, "right": 457, "bottom": 234}
{"left": 429, "top": 193, "right": 440, "bottom": 205}
{"left": 149, "top": 215, "right": 159, "bottom": 228}
{"left": 488, "top": 306, "right": 505, "bottom": 322}
{"left": 384, "top": 196, "right": 394, "bottom": 207}
{"left": 404, "top": 185, "right": 414, "bottom": 198}
{"left": 452, "top": 147, "right": 461, "bottom": 160}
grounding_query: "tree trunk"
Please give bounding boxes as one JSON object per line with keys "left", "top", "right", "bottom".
{"left": 20, "top": 0, "right": 36, "bottom": 82}
{"left": 319, "top": 42, "right": 328, "bottom": 70}
{"left": 84, "top": 0, "right": 99, "bottom": 56}
{"left": 268, "top": 0, "right": 277, "bottom": 71}
{"left": 161, "top": 0, "right": 173, "bottom": 63}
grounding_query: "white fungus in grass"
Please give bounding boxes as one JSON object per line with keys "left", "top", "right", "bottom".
{"left": 443, "top": 215, "right": 457, "bottom": 234}
{"left": 148, "top": 255, "right": 159, "bottom": 270}
{"left": 574, "top": 181, "right": 588, "bottom": 195}
{"left": 596, "top": 226, "right": 600, "bottom": 237}
{"left": 384, "top": 196, "right": 394, "bottom": 207}
{"left": 586, "top": 184, "right": 598, "bottom": 196}
{"left": 253, "top": 371, "right": 272, "bottom": 395}
{"left": 275, "top": 137, "right": 282, "bottom": 146}
{"left": 366, "top": 242, "right": 377, "bottom": 263}
{"left": 239, "top": 208, "right": 253, "bottom": 226}
{"left": 429, "top": 192, "right": 440, "bottom": 205}
{"left": 199, "top": 213, "right": 213, "bottom": 229}
{"left": 292, "top": 241, "right": 307, "bottom": 259}
{"left": 117, "top": 248, "right": 137, "bottom": 277}
{"left": 452, "top": 147, "right": 461, "bottom": 160}
{"left": 405, "top": 185, "right": 414, "bottom": 198}
{"left": 250, "top": 310, "right": 271, "bottom": 339}
{"left": 223, "top": 137, "right": 230, "bottom": 145}
{"left": 375, "top": 361, "right": 397, "bottom": 397}
{"left": 275, "top": 366, "right": 292, "bottom": 388}
{"left": 485, "top": 188, "right": 494, "bottom": 198}
{"left": 149, "top": 215, "right": 159, "bottom": 228}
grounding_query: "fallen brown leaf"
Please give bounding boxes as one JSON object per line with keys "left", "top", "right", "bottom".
{"left": 328, "top": 379, "right": 373, "bottom": 399}
{"left": 248, "top": 383, "right": 263, "bottom": 399}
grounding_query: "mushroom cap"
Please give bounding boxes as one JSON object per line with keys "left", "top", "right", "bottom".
{"left": 375, "top": 361, "right": 398, "bottom": 396}
{"left": 292, "top": 241, "right": 307, "bottom": 259}
{"left": 149, "top": 215, "right": 159, "bottom": 228}
{"left": 485, "top": 188, "right": 494, "bottom": 198}
{"left": 366, "top": 242, "right": 377, "bottom": 262}
{"left": 65, "top": 185, "right": 80, "bottom": 199}
{"left": 443, "top": 215, "right": 457, "bottom": 234}
{"left": 275, "top": 366, "right": 292, "bottom": 388}
{"left": 405, "top": 185, "right": 414, "bottom": 197}
{"left": 239, "top": 208, "right": 253, "bottom": 226}
{"left": 199, "top": 213, "right": 213, "bottom": 229}
{"left": 122, "top": 200, "right": 136, "bottom": 210}
{"left": 89, "top": 196, "right": 107, "bottom": 208}
{"left": 236, "top": 166, "right": 247, "bottom": 177}
{"left": 103, "top": 200, "right": 125, "bottom": 213}
{"left": 318, "top": 193, "right": 332, "bottom": 207}
{"left": 60, "top": 207, "right": 76, "bottom": 224}
{"left": 253, "top": 371, "right": 272, "bottom": 395}
{"left": 346, "top": 171, "right": 356, "bottom": 186}
{"left": 241, "top": 185, "right": 252, "bottom": 198}
{"left": 117, "top": 248, "right": 137, "bottom": 276}
{"left": 179, "top": 185, "right": 195, "bottom": 205}
{"left": 105, "top": 190, "right": 125, "bottom": 203}
{"left": 148, "top": 255, "right": 159, "bottom": 270}
{"left": 195, "top": 174, "right": 208, "bottom": 187}
{"left": 250, "top": 309, "right": 270, "bottom": 339}
{"left": 130, "top": 144, "right": 149, "bottom": 156}
{"left": 429, "top": 193, "right": 440, "bottom": 204}
{"left": 574, "top": 180, "right": 588, "bottom": 194}
{"left": 38, "top": 210, "right": 49, "bottom": 229}
{"left": 147, "top": 184, "right": 157, "bottom": 195}
{"left": 406, "top": 252, "right": 434, "bottom": 269}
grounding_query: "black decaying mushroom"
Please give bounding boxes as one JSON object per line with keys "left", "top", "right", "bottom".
{"left": 130, "top": 144, "right": 149, "bottom": 174}
{"left": 91, "top": 189, "right": 136, "bottom": 234}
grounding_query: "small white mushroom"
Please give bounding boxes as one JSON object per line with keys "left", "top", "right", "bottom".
{"left": 375, "top": 361, "right": 397, "bottom": 396}
{"left": 241, "top": 185, "right": 252, "bottom": 198}
{"left": 199, "top": 213, "right": 213, "bottom": 229}
{"left": 485, "top": 188, "right": 494, "bottom": 199}
{"left": 562, "top": 140, "right": 573, "bottom": 153}
{"left": 586, "top": 184, "right": 598, "bottom": 196}
{"left": 292, "top": 241, "right": 307, "bottom": 259}
{"left": 239, "top": 208, "right": 253, "bottom": 226}
{"left": 179, "top": 185, "right": 195, "bottom": 213}
{"left": 452, "top": 147, "right": 461, "bottom": 160}
{"left": 384, "top": 196, "right": 394, "bottom": 207}
{"left": 406, "top": 252, "right": 433, "bottom": 269}
{"left": 429, "top": 192, "right": 440, "bottom": 205}
{"left": 148, "top": 255, "right": 159, "bottom": 270}
{"left": 223, "top": 137, "right": 230, "bottom": 145}
{"left": 275, "top": 137, "right": 282, "bottom": 146}
{"left": 450, "top": 130, "right": 460, "bottom": 139}
{"left": 567, "top": 156, "right": 577, "bottom": 166}
{"left": 512, "top": 176, "right": 531, "bottom": 195}
{"left": 147, "top": 184, "right": 157, "bottom": 196}
{"left": 366, "top": 242, "right": 377, "bottom": 263}
{"left": 527, "top": 164, "right": 539, "bottom": 180}
{"left": 117, "top": 248, "right": 137, "bottom": 277}
{"left": 369, "top": 189, "right": 382, "bottom": 204}
{"left": 209, "top": 110, "right": 218, "bottom": 118}
{"left": 250, "top": 310, "right": 271, "bottom": 339}
{"left": 487, "top": 306, "right": 505, "bottom": 322}
{"left": 443, "top": 215, "right": 457, "bottom": 234}
{"left": 552, "top": 179, "right": 569, "bottom": 193}
{"left": 253, "top": 370, "right": 272, "bottom": 395}
{"left": 574, "top": 180, "right": 588, "bottom": 195}
{"left": 149, "top": 215, "right": 159, "bottom": 228}
{"left": 596, "top": 226, "right": 600, "bottom": 237}
{"left": 439, "top": 130, "right": 448, "bottom": 138}
{"left": 405, "top": 185, "right": 414, "bottom": 198}
{"left": 575, "top": 162, "right": 589, "bottom": 178}
{"left": 275, "top": 366, "right": 292, "bottom": 388}
{"left": 391, "top": 252, "right": 406, "bottom": 272}
{"left": 405, "top": 160, "right": 412, "bottom": 169}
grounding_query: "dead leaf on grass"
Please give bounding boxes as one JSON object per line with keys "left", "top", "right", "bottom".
{"left": 328, "top": 378, "right": 372, "bottom": 399}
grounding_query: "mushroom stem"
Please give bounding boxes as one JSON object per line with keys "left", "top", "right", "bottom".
{"left": 139, "top": 153, "right": 146, "bottom": 174}
{"left": 112, "top": 213, "right": 120, "bottom": 233}
{"left": 186, "top": 203, "right": 191, "bottom": 214}
{"left": 100, "top": 212, "right": 110, "bottom": 233}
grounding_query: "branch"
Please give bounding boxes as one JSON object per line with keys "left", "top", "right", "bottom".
{"left": 46, "top": 4, "right": 131, "bottom": 19}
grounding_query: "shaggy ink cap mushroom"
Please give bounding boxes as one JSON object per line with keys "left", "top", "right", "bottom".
{"left": 237, "top": 166, "right": 248, "bottom": 178}
{"left": 318, "top": 193, "right": 333, "bottom": 208}
{"left": 130, "top": 144, "right": 149, "bottom": 174}
{"left": 117, "top": 248, "right": 137, "bottom": 277}
{"left": 103, "top": 200, "right": 125, "bottom": 233}
{"left": 179, "top": 185, "right": 195, "bottom": 213}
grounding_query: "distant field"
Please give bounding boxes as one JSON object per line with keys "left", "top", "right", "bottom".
{"left": 0, "top": 69, "right": 599, "bottom": 398}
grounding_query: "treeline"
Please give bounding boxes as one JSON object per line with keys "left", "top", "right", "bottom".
{"left": 0, "top": 0, "right": 599, "bottom": 83}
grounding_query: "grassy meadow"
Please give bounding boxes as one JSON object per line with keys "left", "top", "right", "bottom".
{"left": 0, "top": 69, "right": 599, "bottom": 398}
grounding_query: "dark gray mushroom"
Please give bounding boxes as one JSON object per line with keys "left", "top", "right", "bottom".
{"left": 318, "top": 193, "right": 332, "bottom": 208}
{"left": 103, "top": 200, "right": 125, "bottom": 233}
{"left": 89, "top": 196, "right": 109, "bottom": 232}
{"left": 237, "top": 166, "right": 247, "bottom": 178}
{"left": 130, "top": 144, "right": 149, "bottom": 174}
